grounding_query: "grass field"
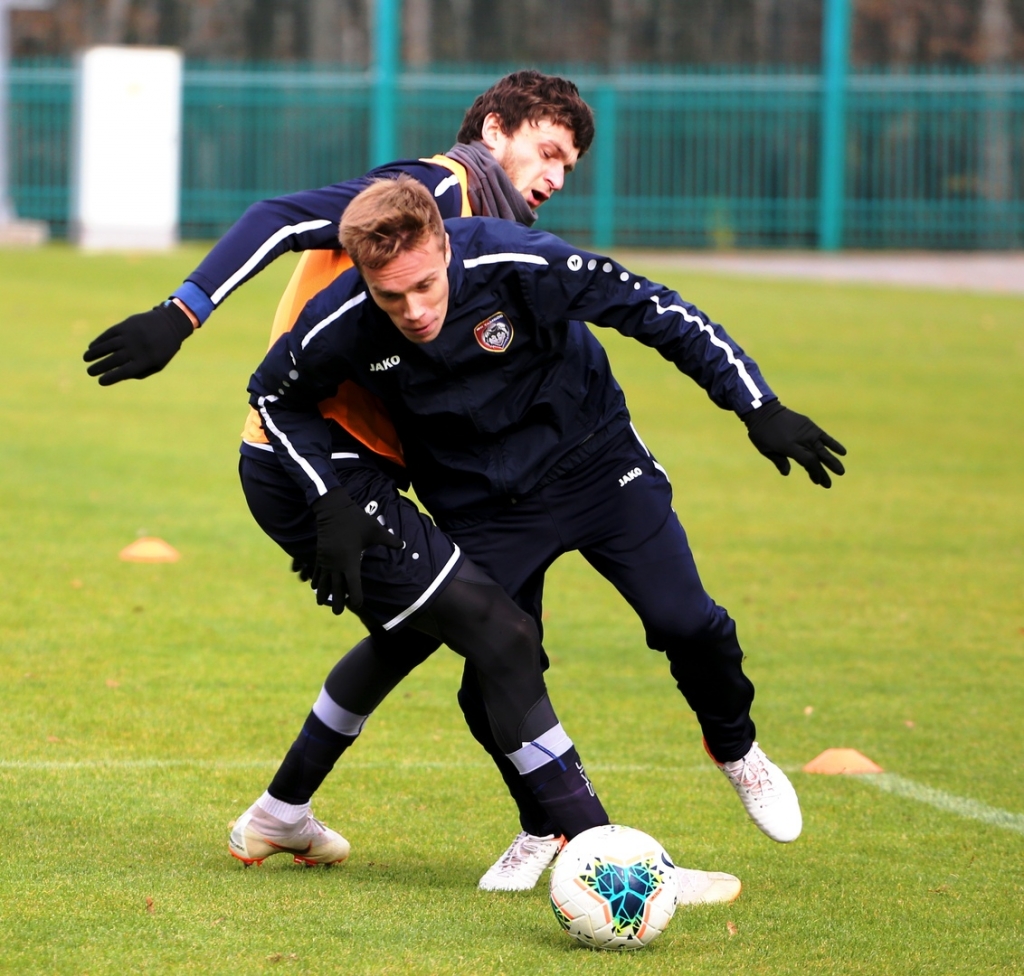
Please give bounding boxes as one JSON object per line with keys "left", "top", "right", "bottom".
{"left": 1, "top": 244, "right": 1022, "bottom": 975}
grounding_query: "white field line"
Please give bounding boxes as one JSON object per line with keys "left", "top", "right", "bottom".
{"left": 5, "top": 760, "right": 1022, "bottom": 836}
{"left": 861, "top": 772, "right": 1024, "bottom": 836}
{"left": 0, "top": 759, "right": 481, "bottom": 771}
{"left": 0, "top": 758, "right": 711, "bottom": 774}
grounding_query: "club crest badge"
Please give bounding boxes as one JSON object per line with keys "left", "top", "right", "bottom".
{"left": 473, "top": 312, "right": 514, "bottom": 352}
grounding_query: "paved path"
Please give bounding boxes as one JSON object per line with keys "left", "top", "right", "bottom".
{"left": 614, "top": 251, "right": 1024, "bottom": 295}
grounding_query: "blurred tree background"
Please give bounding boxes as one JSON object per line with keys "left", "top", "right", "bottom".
{"left": 9, "top": 0, "right": 1024, "bottom": 68}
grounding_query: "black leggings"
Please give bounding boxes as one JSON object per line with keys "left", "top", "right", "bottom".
{"left": 325, "top": 561, "right": 557, "bottom": 757}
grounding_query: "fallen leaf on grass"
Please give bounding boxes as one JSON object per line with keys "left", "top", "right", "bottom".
{"left": 145, "top": 897, "right": 154, "bottom": 914}
{"left": 727, "top": 921, "right": 738, "bottom": 936}
{"left": 267, "top": 954, "right": 298, "bottom": 964}
{"left": 71, "top": 579, "right": 83, "bottom": 589}
{"left": 106, "top": 679, "right": 120, "bottom": 688}
{"left": 46, "top": 736, "right": 62, "bottom": 743}
{"left": 803, "top": 706, "right": 814, "bottom": 715}
{"left": 904, "top": 720, "right": 915, "bottom": 728}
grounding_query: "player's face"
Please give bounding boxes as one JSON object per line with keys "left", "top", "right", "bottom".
{"left": 481, "top": 113, "right": 580, "bottom": 211}
{"left": 362, "top": 233, "right": 451, "bottom": 344}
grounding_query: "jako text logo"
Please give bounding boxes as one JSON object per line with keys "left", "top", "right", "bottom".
{"left": 618, "top": 467, "right": 642, "bottom": 487}
{"left": 370, "top": 355, "right": 401, "bottom": 372}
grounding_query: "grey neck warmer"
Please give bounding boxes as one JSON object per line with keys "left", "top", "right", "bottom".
{"left": 445, "top": 141, "right": 538, "bottom": 226}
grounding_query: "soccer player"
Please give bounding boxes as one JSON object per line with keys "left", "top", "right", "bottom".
{"left": 229, "top": 398, "right": 612, "bottom": 869}
{"left": 81, "top": 70, "right": 585, "bottom": 389}
{"left": 249, "top": 178, "right": 847, "bottom": 886}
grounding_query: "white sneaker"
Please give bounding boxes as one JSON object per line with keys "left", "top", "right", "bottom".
{"left": 676, "top": 867, "right": 743, "bottom": 905}
{"left": 711, "top": 740, "right": 802, "bottom": 843}
{"left": 478, "top": 831, "right": 565, "bottom": 891}
{"left": 229, "top": 802, "right": 351, "bottom": 867}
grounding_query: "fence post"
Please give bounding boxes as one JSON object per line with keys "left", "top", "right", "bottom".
{"left": 0, "top": 0, "right": 51, "bottom": 225}
{"left": 371, "top": 0, "right": 399, "bottom": 167}
{"left": 592, "top": 83, "right": 616, "bottom": 249}
{"left": 818, "top": 0, "right": 851, "bottom": 250}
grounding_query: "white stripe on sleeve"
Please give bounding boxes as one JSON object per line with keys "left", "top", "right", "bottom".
{"left": 257, "top": 395, "right": 329, "bottom": 496}
{"left": 210, "top": 219, "right": 333, "bottom": 305}
{"left": 434, "top": 174, "right": 460, "bottom": 197}
{"left": 463, "top": 252, "right": 549, "bottom": 269}
{"left": 651, "top": 295, "right": 764, "bottom": 408}
{"left": 301, "top": 292, "right": 367, "bottom": 349}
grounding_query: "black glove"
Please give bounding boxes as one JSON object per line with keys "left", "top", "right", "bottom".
{"left": 83, "top": 301, "right": 194, "bottom": 385}
{"left": 743, "top": 400, "right": 847, "bottom": 488}
{"left": 290, "top": 556, "right": 313, "bottom": 583}
{"left": 310, "top": 488, "right": 403, "bottom": 614}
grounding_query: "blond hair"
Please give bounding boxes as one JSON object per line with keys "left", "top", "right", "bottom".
{"left": 339, "top": 176, "right": 446, "bottom": 271}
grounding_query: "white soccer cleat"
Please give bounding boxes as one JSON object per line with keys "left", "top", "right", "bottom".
{"left": 675, "top": 867, "right": 743, "bottom": 905}
{"left": 711, "top": 740, "right": 803, "bottom": 843}
{"left": 228, "top": 803, "right": 351, "bottom": 867}
{"left": 477, "top": 831, "right": 565, "bottom": 891}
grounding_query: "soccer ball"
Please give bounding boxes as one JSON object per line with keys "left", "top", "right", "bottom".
{"left": 549, "top": 824, "right": 679, "bottom": 950}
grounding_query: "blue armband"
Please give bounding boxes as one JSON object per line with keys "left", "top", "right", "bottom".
{"left": 171, "top": 281, "right": 215, "bottom": 325}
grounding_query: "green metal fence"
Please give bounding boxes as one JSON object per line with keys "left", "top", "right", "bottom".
{"left": 8, "top": 60, "right": 1024, "bottom": 248}
{"left": 9, "top": 61, "right": 72, "bottom": 232}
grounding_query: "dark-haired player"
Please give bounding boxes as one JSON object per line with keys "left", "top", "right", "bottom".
{"left": 82, "top": 69, "right": 591, "bottom": 389}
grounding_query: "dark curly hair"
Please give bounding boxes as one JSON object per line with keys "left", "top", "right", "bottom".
{"left": 456, "top": 70, "right": 595, "bottom": 156}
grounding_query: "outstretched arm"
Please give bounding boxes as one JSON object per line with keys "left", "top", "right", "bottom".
{"left": 520, "top": 230, "right": 847, "bottom": 487}
{"left": 82, "top": 183, "right": 366, "bottom": 385}
{"left": 83, "top": 160, "right": 466, "bottom": 385}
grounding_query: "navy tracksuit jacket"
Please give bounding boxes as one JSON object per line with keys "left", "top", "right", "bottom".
{"left": 248, "top": 217, "right": 775, "bottom": 835}
{"left": 250, "top": 217, "right": 774, "bottom": 515}
{"left": 173, "top": 159, "right": 467, "bottom": 323}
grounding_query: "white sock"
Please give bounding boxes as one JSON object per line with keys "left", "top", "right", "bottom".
{"left": 256, "top": 790, "right": 310, "bottom": 823}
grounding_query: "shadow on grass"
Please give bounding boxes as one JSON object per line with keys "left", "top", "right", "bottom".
{"left": 216, "top": 851, "right": 492, "bottom": 892}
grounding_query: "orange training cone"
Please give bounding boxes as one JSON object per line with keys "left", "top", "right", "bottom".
{"left": 802, "top": 748, "right": 883, "bottom": 775}
{"left": 119, "top": 537, "right": 180, "bottom": 563}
